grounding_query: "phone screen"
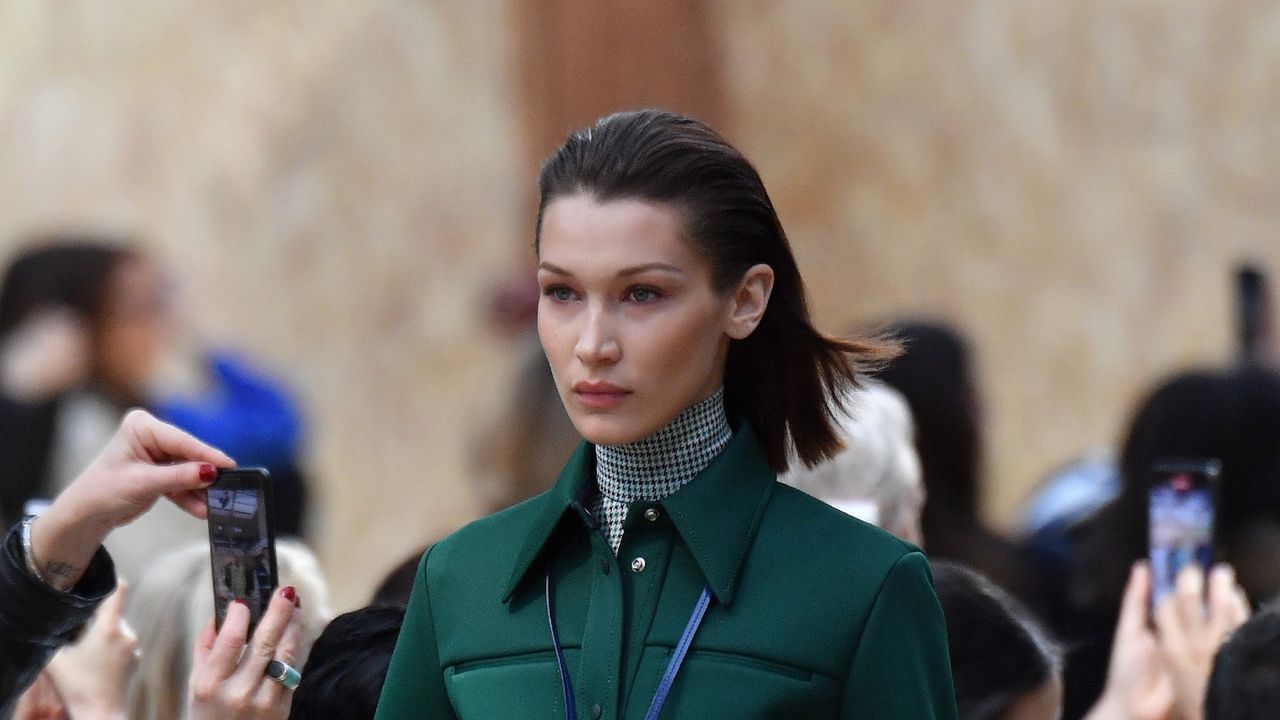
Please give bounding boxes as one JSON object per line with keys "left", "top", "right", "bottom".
{"left": 1148, "top": 458, "right": 1218, "bottom": 604}
{"left": 206, "top": 468, "right": 278, "bottom": 633}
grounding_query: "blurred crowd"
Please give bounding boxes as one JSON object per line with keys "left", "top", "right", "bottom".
{"left": 3, "top": 235, "right": 1280, "bottom": 720}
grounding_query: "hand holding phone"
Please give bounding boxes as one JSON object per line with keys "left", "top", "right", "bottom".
{"left": 206, "top": 468, "right": 278, "bottom": 634}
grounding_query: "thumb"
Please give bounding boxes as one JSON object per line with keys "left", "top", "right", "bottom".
{"left": 192, "top": 619, "right": 218, "bottom": 665}
{"left": 99, "top": 579, "right": 130, "bottom": 626}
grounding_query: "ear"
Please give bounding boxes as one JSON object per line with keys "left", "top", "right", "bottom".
{"left": 725, "top": 264, "right": 775, "bottom": 340}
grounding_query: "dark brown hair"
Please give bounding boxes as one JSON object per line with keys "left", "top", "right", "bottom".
{"left": 0, "top": 239, "right": 136, "bottom": 339}
{"left": 534, "top": 109, "right": 898, "bottom": 472}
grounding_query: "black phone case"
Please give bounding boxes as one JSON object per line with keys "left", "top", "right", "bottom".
{"left": 206, "top": 467, "right": 279, "bottom": 635}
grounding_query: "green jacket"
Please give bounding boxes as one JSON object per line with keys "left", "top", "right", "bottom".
{"left": 376, "top": 423, "right": 957, "bottom": 719}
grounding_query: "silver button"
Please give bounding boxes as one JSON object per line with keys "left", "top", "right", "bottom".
{"left": 644, "top": 508, "right": 660, "bottom": 522}
{"left": 631, "top": 557, "right": 646, "bottom": 573}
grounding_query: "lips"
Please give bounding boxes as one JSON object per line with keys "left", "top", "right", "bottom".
{"left": 573, "top": 381, "right": 631, "bottom": 409}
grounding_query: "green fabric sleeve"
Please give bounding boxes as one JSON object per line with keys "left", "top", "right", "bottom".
{"left": 374, "top": 545, "right": 458, "bottom": 720}
{"left": 840, "top": 551, "right": 959, "bottom": 720}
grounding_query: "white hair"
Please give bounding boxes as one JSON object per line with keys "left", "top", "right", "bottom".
{"left": 781, "top": 379, "right": 925, "bottom": 545}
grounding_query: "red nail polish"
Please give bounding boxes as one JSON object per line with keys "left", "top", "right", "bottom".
{"left": 281, "top": 586, "right": 296, "bottom": 602}
{"left": 199, "top": 464, "right": 217, "bottom": 484}
{"left": 233, "top": 597, "right": 248, "bottom": 606}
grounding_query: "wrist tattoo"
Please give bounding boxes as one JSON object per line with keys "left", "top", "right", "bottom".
{"left": 42, "top": 560, "right": 81, "bottom": 581}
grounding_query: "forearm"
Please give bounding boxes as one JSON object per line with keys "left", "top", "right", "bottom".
{"left": 27, "top": 486, "right": 114, "bottom": 590}
{"left": 0, "top": 523, "right": 115, "bottom": 714}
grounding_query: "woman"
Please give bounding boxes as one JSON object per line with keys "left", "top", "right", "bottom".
{"left": 1058, "top": 366, "right": 1280, "bottom": 718}
{"left": 0, "top": 240, "right": 162, "bottom": 527}
{"left": 931, "top": 561, "right": 1063, "bottom": 720}
{"left": 376, "top": 110, "right": 957, "bottom": 718}
{"left": 0, "top": 239, "right": 311, "bottom": 547}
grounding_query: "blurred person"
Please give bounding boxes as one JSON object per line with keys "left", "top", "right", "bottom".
{"left": 376, "top": 110, "right": 956, "bottom": 719}
{"left": 1087, "top": 562, "right": 1248, "bottom": 720}
{"left": 932, "top": 560, "right": 1063, "bottom": 720}
{"left": 780, "top": 379, "right": 925, "bottom": 544}
{"left": 1024, "top": 263, "right": 1278, "bottom": 642}
{"left": 287, "top": 606, "right": 406, "bottom": 720}
{"left": 128, "top": 540, "right": 333, "bottom": 720}
{"left": 0, "top": 409, "right": 232, "bottom": 714}
{"left": 1058, "top": 367, "right": 1280, "bottom": 718}
{"left": 1204, "top": 600, "right": 1280, "bottom": 720}
{"left": 0, "top": 240, "right": 164, "bottom": 527}
{"left": 875, "top": 320, "right": 1035, "bottom": 597}
{"left": 0, "top": 237, "right": 312, "bottom": 583}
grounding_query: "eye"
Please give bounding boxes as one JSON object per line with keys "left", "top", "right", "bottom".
{"left": 544, "top": 285, "right": 577, "bottom": 303}
{"left": 627, "top": 287, "right": 662, "bottom": 304}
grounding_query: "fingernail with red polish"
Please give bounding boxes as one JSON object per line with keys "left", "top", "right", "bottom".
{"left": 199, "top": 463, "right": 217, "bottom": 484}
{"left": 281, "top": 585, "right": 296, "bottom": 602}
{"left": 233, "top": 597, "right": 248, "bottom": 606}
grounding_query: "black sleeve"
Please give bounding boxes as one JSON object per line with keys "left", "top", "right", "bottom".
{"left": 0, "top": 522, "right": 116, "bottom": 716}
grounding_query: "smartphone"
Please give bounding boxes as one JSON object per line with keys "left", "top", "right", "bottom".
{"left": 1148, "top": 458, "right": 1219, "bottom": 604}
{"left": 1237, "top": 264, "right": 1273, "bottom": 361}
{"left": 206, "top": 468, "right": 278, "bottom": 634}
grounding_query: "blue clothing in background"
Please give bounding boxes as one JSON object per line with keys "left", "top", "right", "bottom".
{"left": 154, "top": 352, "right": 310, "bottom": 536}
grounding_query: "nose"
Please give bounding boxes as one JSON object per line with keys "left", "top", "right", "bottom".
{"left": 574, "top": 305, "right": 621, "bottom": 366}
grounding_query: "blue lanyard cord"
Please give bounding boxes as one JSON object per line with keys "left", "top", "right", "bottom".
{"left": 546, "top": 574, "right": 577, "bottom": 720}
{"left": 643, "top": 584, "right": 713, "bottom": 720}
{"left": 545, "top": 573, "right": 715, "bottom": 720}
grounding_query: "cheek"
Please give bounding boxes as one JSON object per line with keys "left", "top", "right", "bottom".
{"left": 637, "top": 307, "right": 725, "bottom": 381}
{"left": 536, "top": 308, "right": 570, "bottom": 380}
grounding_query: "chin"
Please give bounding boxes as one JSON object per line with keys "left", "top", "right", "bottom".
{"left": 570, "top": 413, "right": 659, "bottom": 447}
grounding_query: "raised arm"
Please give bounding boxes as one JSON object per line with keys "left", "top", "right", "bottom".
{"left": 1, "top": 409, "right": 233, "bottom": 714}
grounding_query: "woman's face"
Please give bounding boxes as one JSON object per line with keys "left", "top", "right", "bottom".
{"left": 96, "top": 257, "right": 174, "bottom": 400}
{"left": 537, "top": 195, "right": 738, "bottom": 446}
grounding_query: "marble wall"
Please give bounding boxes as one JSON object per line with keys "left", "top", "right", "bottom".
{"left": 2, "top": 1, "right": 1278, "bottom": 606}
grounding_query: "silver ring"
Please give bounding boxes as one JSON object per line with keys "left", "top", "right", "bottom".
{"left": 264, "top": 659, "right": 301, "bottom": 690}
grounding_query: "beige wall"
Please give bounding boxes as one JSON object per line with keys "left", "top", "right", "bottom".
{"left": 1, "top": 1, "right": 1278, "bottom": 607}
{"left": 716, "top": 1, "right": 1280, "bottom": 527}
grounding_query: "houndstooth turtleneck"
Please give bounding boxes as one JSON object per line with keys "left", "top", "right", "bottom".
{"left": 591, "top": 387, "right": 732, "bottom": 554}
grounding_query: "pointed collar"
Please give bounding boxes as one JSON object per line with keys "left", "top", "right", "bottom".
{"left": 502, "top": 421, "right": 776, "bottom": 605}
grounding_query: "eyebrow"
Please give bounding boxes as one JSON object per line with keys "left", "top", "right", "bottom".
{"left": 537, "top": 262, "right": 685, "bottom": 278}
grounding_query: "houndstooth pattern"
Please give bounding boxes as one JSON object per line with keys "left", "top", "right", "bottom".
{"left": 592, "top": 388, "right": 732, "bottom": 553}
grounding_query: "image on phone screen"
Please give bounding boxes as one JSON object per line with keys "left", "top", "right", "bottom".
{"left": 207, "top": 468, "right": 277, "bottom": 632}
{"left": 1148, "top": 459, "right": 1218, "bottom": 605}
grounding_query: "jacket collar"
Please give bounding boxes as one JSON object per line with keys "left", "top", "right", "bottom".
{"left": 502, "top": 421, "right": 776, "bottom": 606}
